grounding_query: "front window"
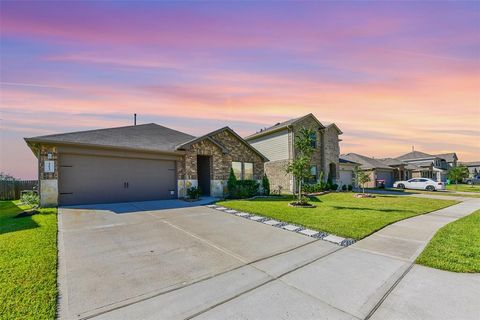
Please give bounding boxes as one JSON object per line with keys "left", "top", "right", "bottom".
{"left": 232, "top": 161, "right": 242, "bottom": 180}
{"left": 244, "top": 162, "right": 253, "bottom": 180}
{"left": 309, "top": 132, "right": 317, "bottom": 149}
{"left": 310, "top": 165, "right": 317, "bottom": 182}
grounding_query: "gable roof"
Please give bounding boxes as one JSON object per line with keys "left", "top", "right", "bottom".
{"left": 435, "top": 152, "right": 458, "bottom": 163}
{"left": 340, "top": 153, "right": 393, "bottom": 170}
{"left": 245, "top": 113, "right": 326, "bottom": 140}
{"left": 177, "top": 126, "right": 269, "bottom": 161}
{"left": 460, "top": 161, "right": 480, "bottom": 167}
{"left": 323, "top": 122, "right": 343, "bottom": 134}
{"left": 378, "top": 158, "right": 405, "bottom": 166}
{"left": 395, "top": 151, "right": 435, "bottom": 161}
{"left": 25, "top": 123, "right": 195, "bottom": 153}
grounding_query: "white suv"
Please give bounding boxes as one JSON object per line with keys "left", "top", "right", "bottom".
{"left": 393, "top": 178, "right": 445, "bottom": 191}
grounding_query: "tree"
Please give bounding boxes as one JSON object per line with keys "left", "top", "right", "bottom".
{"left": 227, "top": 167, "right": 238, "bottom": 198}
{"left": 354, "top": 168, "right": 371, "bottom": 194}
{"left": 262, "top": 174, "right": 270, "bottom": 196}
{"left": 447, "top": 165, "right": 469, "bottom": 189}
{"left": 286, "top": 127, "right": 315, "bottom": 202}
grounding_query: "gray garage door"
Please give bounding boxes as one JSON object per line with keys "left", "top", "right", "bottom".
{"left": 376, "top": 170, "right": 394, "bottom": 187}
{"left": 59, "top": 154, "right": 176, "bottom": 205}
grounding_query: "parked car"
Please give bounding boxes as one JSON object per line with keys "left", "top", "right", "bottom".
{"left": 464, "top": 175, "right": 480, "bottom": 185}
{"left": 393, "top": 178, "right": 445, "bottom": 191}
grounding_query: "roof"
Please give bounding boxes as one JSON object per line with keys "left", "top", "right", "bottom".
{"left": 245, "top": 113, "right": 326, "bottom": 140}
{"left": 339, "top": 158, "right": 359, "bottom": 164}
{"left": 395, "top": 151, "right": 435, "bottom": 161}
{"left": 177, "top": 126, "right": 269, "bottom": 161}
{"left": 378, "top": 158, "right": 405, "bottom": 166}
{"left": 460, "top": 161, "right": 480, "bottom": 167}
{"left": 323, "top": 122, "right": 343, "bottom": 134}
{"left": 340, "top": 153, "right": 393, "bottom": 170}
{"left": 25, "top": 123, "right": 195, "bottom": 153}
{"left": 434, "top": 152, "right": 457, "bottom": 163}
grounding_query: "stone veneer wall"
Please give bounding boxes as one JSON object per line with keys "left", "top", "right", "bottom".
{"left": 264, "top": 160, "right": 292, "bottom": 194}
{"left": 177, "top": 130, "right": 265, "bottom": 197}
{"left": 38, "top": 145, "right": 59, "bottom": 207}
{"left": 323, "top": 125, "right": 340, "bottom": 181}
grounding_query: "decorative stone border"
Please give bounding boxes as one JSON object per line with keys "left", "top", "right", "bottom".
{"left": 205, "top": 204, "right": 356, "bottom": 247}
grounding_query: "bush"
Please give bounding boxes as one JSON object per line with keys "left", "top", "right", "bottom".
{"left": 227, "top": 168, "right": 237, "bottom": 197}
{"left": 21, "top": 192, "right": 39, "bottom": 208}
{"left": 341, "top": 184, "right": 347, "bottom": 191}
{"left": 228, "top": 179, "right": 260, "bottom": 199}
{"left": 186, "top": 186, "right": 201, "bottom": 200}
{"left": 331, "top": 183, "right": 338, "bottom": 191}
{"left": 347, "top": 184, "right": 353, "bottom": 191}
{"left": 262, "top": 175, "right": 270, "bottom": 196}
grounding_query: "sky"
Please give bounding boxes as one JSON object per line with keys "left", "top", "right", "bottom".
{"left": 1, "top": 1, "right": 479, "bottom": 179}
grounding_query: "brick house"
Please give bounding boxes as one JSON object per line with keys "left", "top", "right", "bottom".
{"left": 25, "top": 124, "right": 267, "bottom": 207}
{"left": 245, "top": 114, "right": 342, "bottom": 193}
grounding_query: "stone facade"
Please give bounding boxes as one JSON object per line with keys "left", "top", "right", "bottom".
{"left": 177, "top": 129, "right": 265, "bottom": 198}
{"left": 322, "top": 125, "right": 341, "bottom": 181}
{"left": 38, "top": 145, "right": 59, "bottom": 207}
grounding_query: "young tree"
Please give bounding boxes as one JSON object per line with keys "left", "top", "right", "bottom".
{"left": 286, "top": 127, "right": 315, "bottom": 202}
{"left": 354, "top": 168, "right": 371, "bottom": 194}
{"left": 447, "top": 165, "right": 469, "bottom": 189}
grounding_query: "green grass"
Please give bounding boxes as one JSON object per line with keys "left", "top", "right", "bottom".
{"left": 218, "top": 193, "right": 457, "bottom": 240}
{"left": 446, "top": 184, "right": 480, "bottom": 193}
{"left": 381, "top": 188, "right": 480, "bottom": 198}
{"left": 0, "top": 201, "right": 57, "bottom": 319}
{"left": 417, "top": 210, "right": 480, "bottom": 273}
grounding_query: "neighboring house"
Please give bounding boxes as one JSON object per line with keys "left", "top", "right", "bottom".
{"left": 378, "top": 158, "right": 408, "bottom": 181}
{"left": 340, "top": 153, "right": 395, "bottom": 188}
{"left": 339, "top": 158, "right": 359, "bottom": 188}
{"left": 245, "top": 114, "right": 341, "bottom": 193}
{"left": 394, "top": 151, "right": 455, "bottom": 182}
{"left": 25, "top": 123, "right": 267, "bottom": 207}
{"left": 461, "top": 161, "right": 480, "bottom": 178}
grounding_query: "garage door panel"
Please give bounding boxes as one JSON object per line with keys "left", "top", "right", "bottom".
{"left": 376, "top": 170, "right": 394, "bottom": 188}
{"left": 59, "top": 154, "right": 176, "bottom": 205}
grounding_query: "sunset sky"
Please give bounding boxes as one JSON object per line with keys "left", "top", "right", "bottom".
{"left": 1, "top": 1, "right": 479, "bottom": 179}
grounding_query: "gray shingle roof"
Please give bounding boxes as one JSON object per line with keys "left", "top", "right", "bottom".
{"left": 434, "top": 153, "right": 457, "bottom": 163}
{"left": 378, "top": 158, "right": 405, "bottom": 166}
{"left": 340, "top": 153, "right": 393, "bottom": 170}
{"left": 461, "top": 161, "right": 480, "bottom": 167}
{"left": 395, "top": 151, "right": 435, "bottom": 161}
{"left": 25, "top": 123, "right": 195, "bottom": 153}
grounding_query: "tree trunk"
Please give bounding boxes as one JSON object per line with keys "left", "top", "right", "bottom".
{"left": 298, "top": 179, "right": 302, "bottom": 201}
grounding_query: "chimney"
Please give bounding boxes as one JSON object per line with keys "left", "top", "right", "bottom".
{"left": 134, "top": 113, "right": 137, "bottom": 126}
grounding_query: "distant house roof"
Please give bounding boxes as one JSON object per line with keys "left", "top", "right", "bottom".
{"left": 25, "top": 123, "right": 195, "bottom": 153}
{"left": 395, "top": 151, "right": 435, "bottom": 161}
{"left": 434, "top": 152, "right": 458, "bottom": 163}
{"left": 378, "top": 158, "right": 405, "bottom": 166}
{"left": 245, "top": 113, "right": 335, "bottom": 140}
{"left": 340, "top": 153, "right": 392, "bottom": 170}
{"left": 339, "top": 158, "right": 359, "bottom": 165}
{"left": 460, "top": 161, "right": 480, "bottom": 167}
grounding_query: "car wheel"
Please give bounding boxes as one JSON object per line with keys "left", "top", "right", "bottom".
{"left": 397, "top": 183, "right": 405, "bottom": 189}
{"left": 426, "top": 185, "right": 435, "bottom": 191}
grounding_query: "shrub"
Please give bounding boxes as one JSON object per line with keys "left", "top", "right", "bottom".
{"left": 341, "top": 184, "right": 347, "bottom": 191}
{"left": 21, "top": 192, "right": 39, "bottom": 208}
{"left": 186, "top": 186, "right": 201, "bottom": 200}
{"left": 228, "top": 179, "right": 259, "bottom": 199}
{"left": 262, "top": 174, "right": 270, "bottom": 196}
{"left": 227, "top": 168, "right": 237, "bottom": 197}
{"left": 331, "top": 183, "right": 338, "bottom": 191}
{"left": 347, "top": 184, "right": 353, "bottom": 191}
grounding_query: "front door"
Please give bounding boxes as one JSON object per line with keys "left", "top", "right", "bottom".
{"left": 197, "top": 155, "right": 211, "bottom": 196}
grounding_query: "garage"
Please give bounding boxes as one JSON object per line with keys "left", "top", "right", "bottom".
{"left": 376, "top": 170, "right": 394, "bottom": 188}
{"left": 59, "top": 154, "right": 176, "bottom": 206}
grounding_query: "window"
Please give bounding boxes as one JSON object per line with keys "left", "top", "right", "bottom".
{"left": 231, "top": 161, "right": 254, "bottom": 180}
{"left": 310, "top": 165, "right": 317, "bottom": 182}
{"left": 309, "top": 132, "right": 317, "bottom": 149}
{"left": 232, "top": 161, "right": 242, "bottom": 180}
{"left": 244, "top": 162, "right": 253, "bottom": 180}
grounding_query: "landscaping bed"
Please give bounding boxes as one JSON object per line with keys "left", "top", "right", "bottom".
{"left": 217, "top": 193, "right": 457, "bottom": 240}
{"left": 0, "top": 201, "right": 57, "bottom": 319}
{"left": 416, "top": 209, "right": 480, "bottom": 273}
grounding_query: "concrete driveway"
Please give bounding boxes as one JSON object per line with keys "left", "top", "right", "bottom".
{"left": 59, "top": 199, "right": 480, "bottom": 320}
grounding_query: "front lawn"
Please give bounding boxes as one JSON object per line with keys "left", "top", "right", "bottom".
{"left": 0, "top": 201, "right": 57, "bottom": 319}
{"left": 217, "top": 193, "right": 457, "bottom": 240}
{"left": 416, "top": 209, "right": 480, "bottom": 273}
{"left": 446, "top": 184, "right": 480, "bottom": 193}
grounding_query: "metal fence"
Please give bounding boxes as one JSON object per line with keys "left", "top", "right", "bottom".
{"left": 0, "top": 180, "right": 38, "bottom": 200}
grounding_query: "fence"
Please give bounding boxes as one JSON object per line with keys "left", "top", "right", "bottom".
{"left": 0, "top": 180, "right": 38, "bottom": 201}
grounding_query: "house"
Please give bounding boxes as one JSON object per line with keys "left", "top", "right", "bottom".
{"left": 339, "top": 158, "right": 359, "bottom": 188}
{"left": 461, "top": 161, "right": 480, "bottom": 178}
{"left": 25, "top": 123, "right": 267, "bottom": 207}
{"left": 394, "top": 151, "right": 454, "bottom": 182}
{"left": 377, "top": 158, "right": 408, "bottom": 181}
{"left": 340, "top": 153, "right": 395, "bottom": 188}
{"left": 244, "top": 114, "right": 341, "bottom": 193}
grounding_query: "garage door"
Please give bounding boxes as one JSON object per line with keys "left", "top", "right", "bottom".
{"left": 339, "top": 170, "right": 353, "bottom": 187}
{"left": 59, "top": 154, "right": 176, "bottom": 205}
{"left": 376, "top": 170, "right": 394, "bottom": 188}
